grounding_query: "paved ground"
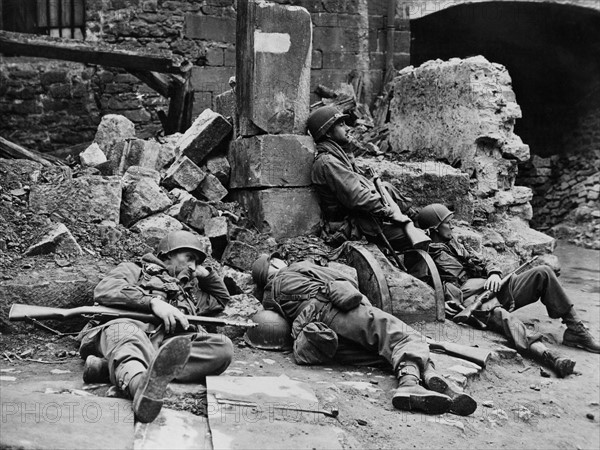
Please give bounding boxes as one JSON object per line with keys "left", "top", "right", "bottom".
{"left": 1, "top": 242, "right": 598, "bottom": 449}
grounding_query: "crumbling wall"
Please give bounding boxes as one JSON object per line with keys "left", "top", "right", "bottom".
{"left": 387, "top": 56, "right": 533, "bottom": 225}
{"left": 0, "top": 0, "right": 410, "bottom": 152}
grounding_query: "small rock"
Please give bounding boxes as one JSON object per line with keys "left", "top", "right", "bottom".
{"left": 540, "top": 368, "right": 551, "bottom": 378}
{"left": 529, "top": 384, "right": 541, "bottom": 391}
{"left": 356, "top": 419, "right": 368, "bottom": 426}
{"left": 10, "top": 188, "right": 27, "bottom": 196}
{"left": 482, "top": 400, "right": 494, "bottom": 408}
{"left": 50, "top": 369, "right": 71, "bottom": 375}
{"left": 79, "top": 142, "right": 107, "bottom": 167}
{"left": 19, "top": 349, "right": 33, "bottom": 357}
{"left": 586, "top": 413, "right": 595, "bottom": 421}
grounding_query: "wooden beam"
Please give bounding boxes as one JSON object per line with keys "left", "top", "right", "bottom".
{"left": 128, "top": 70, "right": 171, "bottom": 97}
{"left": 0, "top": 136, "right": 66, "bottom": 167}
{"left": 0, "top": 31, "right": 192, "bottom": 74}
{"left": 165, "top": 75, "right": 192, "bottom": 134}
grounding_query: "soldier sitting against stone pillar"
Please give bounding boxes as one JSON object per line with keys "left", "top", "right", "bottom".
{"left": 77, "top": 230, "right": 234, "bottom": 423}
{"left": 308, "top": 106, "right": 427, "bottom": 250}
{"left": 250, "top": 253, "right": 478, "bottom": 416}
{"left": 416, "top": 203, "right": 600, "bottom": 377}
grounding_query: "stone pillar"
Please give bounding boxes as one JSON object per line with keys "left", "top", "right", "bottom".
{"left": 230, "top": 1, "right": 319, "bottom": 239}
{"left": 236, "top": 0, "right": 312, "bottom": 136}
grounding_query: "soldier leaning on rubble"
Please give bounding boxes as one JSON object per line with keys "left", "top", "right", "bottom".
{"left": 308, "top": 106, "right": 418, "bottom": 249}
{"left": 416, "top": 203, "right": 600, "bottom": 376}
{"left": 250, "top": 253, "right": 478, "bottom": 416}
{"left": 77, "top": 230, "right": 234, "bottom": 423}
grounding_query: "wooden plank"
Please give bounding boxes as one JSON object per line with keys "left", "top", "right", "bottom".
{"left": 0, "top": 136, "right": 65, "bottom": 167}
{"left": 165, "top": 75, "right": 191, "bottom": 134}
{"left": 0, "top": 31, "right": 192, "bottom": 74}
{"left": 128, "top": 70, "right": 171, "bottom": 97}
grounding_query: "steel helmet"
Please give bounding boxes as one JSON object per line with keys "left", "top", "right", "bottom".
{"left": 156, "top": 230, "right": 207, "bottom": 263}
{"left": 251, "top": 252, "right": 282, "bottom": 288}
{"left": 416, "top": 204, "right": 454, "bottom": 230}
{"left": 307, "top": 106, "right": 349, "bottom": 141}
{"left": 244, "top": 309, "right": 293, "bottom": 350}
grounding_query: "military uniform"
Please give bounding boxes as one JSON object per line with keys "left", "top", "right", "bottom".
{"left": 78, "top": 253, "right": 233, "bottom": 392}
{"left": 429, "top": 237, "right": 573, "bottom": 352}
{"left": 311, "top": 139, "right": 412, "bottom": 248}
{"left": 262, "top": 260, "right": 430, "bottom": 375}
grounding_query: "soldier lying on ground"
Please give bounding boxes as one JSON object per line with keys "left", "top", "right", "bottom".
{"left": 415, "top": 203, "right": 600, "bottom": 376}
{"left": 308, "top": 106, "right": 425, "bottom": 250}
{"left": 77, "top": 230, "right": 234, "bottom": 422}
{"left": 251, "top": 253, "right": 478, "bottom": 416}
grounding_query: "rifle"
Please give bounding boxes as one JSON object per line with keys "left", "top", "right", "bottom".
{"left": 427, "top": 338, "right": 491, "bottom": 367}
{"left": 453, "top": 256, "right": 539, "bottom": 324}
{"left": 372, "top": 176, "right": 431, "bottom": 250}
{"left": 9, "top": 304, "right": 257, "bottom": 328}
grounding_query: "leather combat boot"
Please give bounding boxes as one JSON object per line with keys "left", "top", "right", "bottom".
{"left": 562, "top": 309, "right": 600, "bottom": 353}
{"left": 530, "top": 342, "right": 576, "bottom": 378}
{"left": 423, "top": 363, "right": 477, "bottom": 416}
{"left": 392, "top": 363, "right": 452, "bottom": 415}
{"left": 131, "top": 336, "right": 191, "bottom": 423}
{"left": 83, "top": 355, "right": 111, "bottom": 384}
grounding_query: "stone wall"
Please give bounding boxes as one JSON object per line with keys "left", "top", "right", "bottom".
{"left": 0, "top": 0, "right": 410, "bottom": 152}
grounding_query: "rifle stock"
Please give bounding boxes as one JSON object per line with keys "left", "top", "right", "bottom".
{"left": 427, "top": 339, "right": 491, "bottom": 367}
{"left": 372, "top": 177, "right": 430, "bottom": 250}
{"left": 9, "top": 304, "right": 257, "bottom": 328}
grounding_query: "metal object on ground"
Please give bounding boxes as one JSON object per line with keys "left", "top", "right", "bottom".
{"left": 216, "top": 398, "right": 339, "bottom": 418}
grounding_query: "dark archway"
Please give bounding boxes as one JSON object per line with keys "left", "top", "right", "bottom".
{"left": 410, "top": 2, "right": 600, "bottom": 158}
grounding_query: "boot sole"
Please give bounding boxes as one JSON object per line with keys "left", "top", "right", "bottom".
{"left": 133, "top": 336, "right": 191, "bottom": 423}
{"left": 392, "top": 391, "right": 452, "bottom": 415}
{"left": 83, "top": 355, "right": 110, "bottom": 384}
{"left": 424, "top": 373, "right": 448, "bottom": 393}
{"left": 449, "top": 393, "right": 478, "bottom": 416}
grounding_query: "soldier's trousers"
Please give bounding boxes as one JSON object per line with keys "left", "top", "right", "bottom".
{"left": 467, "top": 266, "right": 573, "bottom": 353}
{"left": 319, "top": 303, "right": 429, "bottom": 377}
{"left": 81, "top": 319, "right": 233, "bottom": 394}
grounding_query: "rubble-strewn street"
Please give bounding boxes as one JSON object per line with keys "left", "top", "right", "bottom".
{"left": 2, "top": 0, "right": 599, "bottom": 448}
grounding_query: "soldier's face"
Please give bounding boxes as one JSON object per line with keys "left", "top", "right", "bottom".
{"left": 327, "top": 121, "right": 350, "bottom": 145}
{"left": 168, "top": 250, "right": 199, "bottom": 272}
{"left": 437, "top": 219, "right": 454, "bottom": 241}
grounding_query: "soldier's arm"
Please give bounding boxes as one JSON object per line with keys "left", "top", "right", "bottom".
{"left": 194, "top": 267, "right": 231, "bottom": 315}
{"left": 321, "top": 156, "right": 389, "bottom": 216}
{"left": 93, "top": 262, "right": 154, "bottom": 312}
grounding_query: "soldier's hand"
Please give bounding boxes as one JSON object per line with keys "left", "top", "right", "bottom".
{"left": 150, "top": 297, "right": 190, "bottom": 334}
{"left": 194, "top": 266, "right": 210, "bottom": 279}
{"left": 484, "top": 274, "right": 502, "bottom": 293}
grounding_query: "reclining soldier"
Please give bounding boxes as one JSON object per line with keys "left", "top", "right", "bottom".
{"left": 78, "top": 230, "right": 234, "bottom": 422}
{"left": 251, "top": 253, "right": 478, "bottom": 416}
{"left": 308, "top": 106, "right": 427, "bottom": 250}
{"left": 416, "top": 203, "right": 600, "bottom": 377}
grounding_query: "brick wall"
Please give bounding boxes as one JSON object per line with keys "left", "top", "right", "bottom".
{"left": 1, "top": 0, "right": 409, "bottom": 152}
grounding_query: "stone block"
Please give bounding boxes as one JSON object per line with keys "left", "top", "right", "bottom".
{"left": 24, "top": 222, "right": 82, "bottom": 257}
{"left": 494, "top": 186, "right": 533, "bottom": 207}
{"left": 79, "top": 142, "right": 107, "bottom": 167}
{"left": 130, "top": 213, "right": 184, "bottom": 249}
{"left": 214, "top": 89, "right": 236, "bottom": 120}
{"left": 363, "top": 158, "right": 473, "bottom": 222}
{"left": 123, "top": 166, "right": 161, "bottom": 186}
{"left": 206, "top": 216, "right": 229, "bottom": 258}
{"left": 228, "top": 135, "right": 315, "bottom": 188}
{"left": 29, "top": 176, "right": 122, "bottom": 224}
{"left": 196, "top": 173, "right": 228, "bottom": 202}
{"left": 221, "top": 241, "right": 259, "bottom": 271}
{"left": 94, "top": 114, "right": 136, "bottom": 161}
{"left": 219, "top": 293, "right": 262, "bottom": 338}
{"left": 167, "top": 198, "right": 215, "bottom": 233}
{"left": 175, "top": 109, "right": 232, "bottom": 165}
{"left": 222, "top": 265, "right": 255, "bottom": 295}
{"left": 497, "top": 218, "right": 556, "bottom": 258}
{"left": 110, "top": 138, "right": 175, "bottom": 175}
{"left": 121, "top": 179, "right": 172, "bottom": 228}
{"left": 509, "top": 203, "right": 533, "bottom": 221}
{"left": 229, "top": 188, "right": 321, "bottom": 239}
{"left": 206, "top": 155, "right": 231, "bottom": 185}
{"left": 237, "top": 0, "right": 312, "bottom": 136}
{"left": 162, "top": 156, "right": 206, "bottom": 192}
{"left": 480, "top": 227, "right": 505, "bottom": 250}
{"left": 452, "top": 225, "right": 483, "bottom": 254}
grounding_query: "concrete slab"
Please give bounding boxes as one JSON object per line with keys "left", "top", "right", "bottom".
{"left": 134, "top": 408, "right": 212, "bottom": 450}
{"left": 1, "top": 383, "right": 134, "bottom": 449}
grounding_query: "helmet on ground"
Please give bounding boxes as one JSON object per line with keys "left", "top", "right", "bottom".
{"left": 156, "top": 230, "right": 207, "bottom": 263}
{"left": 244, "top": 309, "right": 293, "bottom": 351}
{"left": 251, "top": 252, "right": 282, "bottom": 288}
{"left": 307, "top": 106, "right": 349, "bottom": 141}
{"left": 416, "top": 204, "right": 454, "bottom": 230}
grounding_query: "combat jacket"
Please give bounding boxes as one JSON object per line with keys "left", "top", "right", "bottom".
{"left": 311, "top": 139, "right": 390, "bottom": 242}
{"left": 263, "top": 261, "right": 358, "bottom": 322}
{"left": 428, "top": 237, "right": 502, "bottom": 295}
{"left": 94, "top": 253, "right": 230, "bottom": 316}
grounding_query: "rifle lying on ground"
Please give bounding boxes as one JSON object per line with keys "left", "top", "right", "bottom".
{"left": 9, "top": 304, "right": 257, "bottom": 329}
{"left": 453, "top": 256, "right": 539, "bottom": 325}
{"left": 427, "top": 339, "right": 492, "bottom": 368}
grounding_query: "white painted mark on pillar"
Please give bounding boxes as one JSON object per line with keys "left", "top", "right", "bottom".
{"left": 254, "top": 31, "right": 291, "bottom": 54}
